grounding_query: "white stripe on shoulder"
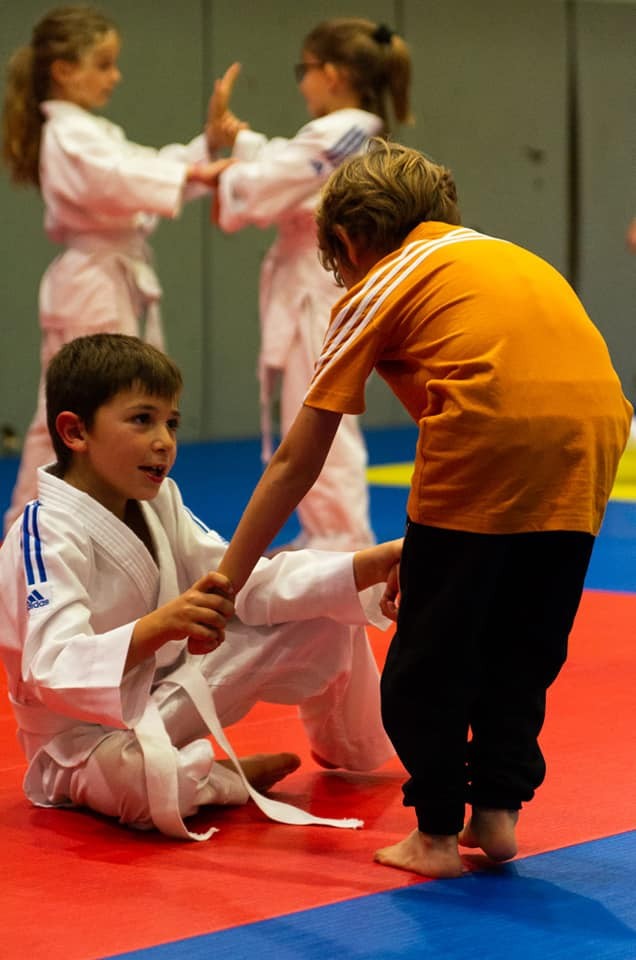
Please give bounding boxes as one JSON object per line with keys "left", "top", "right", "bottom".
{"left": 312, "top": 228, "right": 491, "bottom": 386}
{"left": 184, "top": 506, "right": 211, "bottom": 534}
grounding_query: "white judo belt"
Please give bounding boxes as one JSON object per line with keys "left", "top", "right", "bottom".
{"left": 134, "top": 661, "right": 364, "bottom": 840}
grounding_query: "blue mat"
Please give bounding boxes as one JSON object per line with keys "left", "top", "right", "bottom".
{"left": 110, "top": 832, "right": 636, "bottom": 960}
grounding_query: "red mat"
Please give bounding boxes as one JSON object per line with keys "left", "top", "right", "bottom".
{"left": 1, "top": 589, "right": 635, "bottom": 960}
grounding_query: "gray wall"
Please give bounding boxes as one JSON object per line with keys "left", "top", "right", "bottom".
{"left": 1, "top": 0, "right": 635, "bottom": 443}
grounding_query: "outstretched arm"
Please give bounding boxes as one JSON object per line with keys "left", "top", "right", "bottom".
{"left": 186, "top": 156, "right": 236, "bottom": 188}
{"left": 218, "top": 405, "right": 342, "bottom": 593}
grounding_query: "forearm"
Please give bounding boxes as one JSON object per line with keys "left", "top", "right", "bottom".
{"left": 352, "top": 539, "right": 403, "bottom": 591}
{"left": 219, "top": 406, "right": 342, "bottom": 592}
{"left": 125, "top": 613, "right": 163, "bottom": 674}
{"left": 218, "top": 449, "right": 318, "bottom": 593}
{"left": 26, "top": 623, "right": 138, "bottom": 726}
{"left": 236, "top": 550, "right": 364, "bottom": 625}
{"left": 125, "top": 571, "right": 234, "bottom": 672}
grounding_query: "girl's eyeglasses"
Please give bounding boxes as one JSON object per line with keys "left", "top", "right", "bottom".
{"left": 293, "top": 61, "right": 324, "bottom": 83}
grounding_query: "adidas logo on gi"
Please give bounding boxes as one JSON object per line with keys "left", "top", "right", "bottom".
{"left": 27, "top": 589, "right": 50, "bottom": 610}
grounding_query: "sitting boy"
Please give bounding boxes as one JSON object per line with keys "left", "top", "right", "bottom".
{"left": 0, "top": 333, "right": 401, "bottom": 840}
{"left": 216, "top": 139, "right": 633, "bottom": 875}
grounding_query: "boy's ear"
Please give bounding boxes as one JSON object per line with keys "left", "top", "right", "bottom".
{"left": 55, "top": 411, "right": 88, "bottom": 452}
{"left": 334, "top": 225, "right": 360, "bottom": 266}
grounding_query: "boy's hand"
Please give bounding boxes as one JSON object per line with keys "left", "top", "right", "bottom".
{"left": 352, "top": 538, "right": 402, "bottom": 622}
{"left": 127, "top": 572, "right": 235, "bottom": 670}
{"left": 186, "top": 571, "right": 236, "bottom": 654}
{"left": 380, "top": 562, "right": 400, "bottom": 622}
{"left": 352, "top": 538, "right": 403, "bottom": 591}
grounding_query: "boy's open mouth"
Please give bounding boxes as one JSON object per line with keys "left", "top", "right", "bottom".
{"left": 140, "top": 465, "right": 166, "bottom": 480}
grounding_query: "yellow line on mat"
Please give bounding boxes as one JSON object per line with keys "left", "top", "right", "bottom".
{"left": 366, "top": 449, "right": 636, "bottom": 502}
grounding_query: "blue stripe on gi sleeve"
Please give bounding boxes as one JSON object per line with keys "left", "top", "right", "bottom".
{"left": 31, "top": 503, "right": 47, "bottom": 584}
{"left": 22, "top": 505, "right": 35, "bottom": 587}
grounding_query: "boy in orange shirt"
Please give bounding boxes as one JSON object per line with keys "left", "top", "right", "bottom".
{"left": 218, "top": 140, "right": 632, "bottom": 876}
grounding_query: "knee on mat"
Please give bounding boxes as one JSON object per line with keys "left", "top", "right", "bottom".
{"left": 71, "top": 734, "right": 154, "bottom": 829}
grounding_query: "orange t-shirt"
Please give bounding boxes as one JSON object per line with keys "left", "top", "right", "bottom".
{"left": 305, "top": 223, "right": 633, "bottom": 535}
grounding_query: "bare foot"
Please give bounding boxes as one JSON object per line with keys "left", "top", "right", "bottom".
{"left": 219, "top": 753, "right": 301, "bottom": 792}
{"left": 374, "top": 829, "right": 463, "bottom": 878}
{"left": 458, "top": 807, "right": 519, "bottom": 861}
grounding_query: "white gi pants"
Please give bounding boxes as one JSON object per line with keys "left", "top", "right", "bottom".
{"left": 64, "top": 620, "right": 393, "bottom": 831}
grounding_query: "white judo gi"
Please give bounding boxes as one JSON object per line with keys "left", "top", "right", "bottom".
{"left": 217, "top": 108, "right": 382, "bottom": 551}
{"left": 0, "top": 468, "right": 394, "bottom": 840}
{"left": 4, "top": 100, "right": 211, "bottom": 534}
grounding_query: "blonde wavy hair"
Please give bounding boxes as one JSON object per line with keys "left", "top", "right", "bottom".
{"left": 317, "top": 138, "right": 461, "bottom": 285}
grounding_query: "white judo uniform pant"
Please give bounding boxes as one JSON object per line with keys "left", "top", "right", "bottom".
{"left": 63, "top": 619, "right": 393, "bottom": 830}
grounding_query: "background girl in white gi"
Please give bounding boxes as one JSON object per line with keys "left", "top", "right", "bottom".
{"left": 211, "top": 19, "right": 412, "bottom": 551}
{"left": 2, "top": 5, "right": 233, "bottom": 534}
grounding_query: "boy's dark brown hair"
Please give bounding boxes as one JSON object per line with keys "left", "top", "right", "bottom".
{"left": 316, "top": 138, "right": 461, "bottom": 285}
{"left": 46, "top": 333, "right": 183, "bottom": 470}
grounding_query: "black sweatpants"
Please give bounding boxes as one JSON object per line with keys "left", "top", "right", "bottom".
{"left": 380, "top": 521, "right": 595, "bottom": 836}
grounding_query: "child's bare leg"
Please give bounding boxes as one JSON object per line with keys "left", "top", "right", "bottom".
{"left": 219, "top": 753, "right": 301, "bottom": 792}
{"left": 375, "top": 829, "right": 463, "bottom": 878}
{"left": 458, "top": 807, "right": 519, "bottom": 861}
